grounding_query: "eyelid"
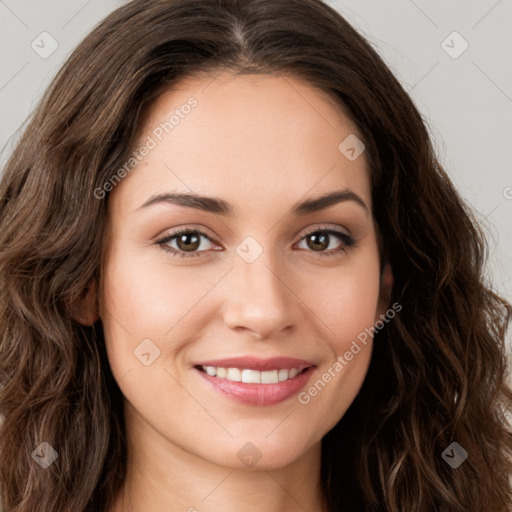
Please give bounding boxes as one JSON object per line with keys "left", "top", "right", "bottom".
{"left": 151, "top": 223, "right": 218, "bottom": 242}
{"left": 155, "top": 223, "right": 351, "bottom": 245}
{"left": 299, "top": 223, "right": 351, "bottom": 238}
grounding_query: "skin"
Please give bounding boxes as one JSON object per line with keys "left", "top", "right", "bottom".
{"left": 79, "top": 71, "right": 392, "bottom": 512}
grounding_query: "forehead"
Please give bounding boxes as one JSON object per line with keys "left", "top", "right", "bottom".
{"left": 110, "top": 71, "right": 370, "bottom": 217}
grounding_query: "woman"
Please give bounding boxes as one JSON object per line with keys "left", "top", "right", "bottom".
{"left": 0, "top": 0, "right": 511, "bottom": 511}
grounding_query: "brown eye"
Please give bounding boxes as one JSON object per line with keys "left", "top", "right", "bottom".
{"left": 296, "top": 228, "right": 356, "bottom": 256}
{"left": 157, "top": 228, "right": 219, "bottom": 258}
{"left": 175, "top": 232, "right": 202, "bottom": 252}
{"left": 305, "top": 232, "right": 330, "bottom": 251}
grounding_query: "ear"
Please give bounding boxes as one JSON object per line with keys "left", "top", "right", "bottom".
{"left": 71, "top": 280, "right": 100, "bottom": 325}
{"left": 381, "top": 262, "right": 393, "bottom": 290}
{"left": 376, "top": 263, "right": 393, "bottom": 317}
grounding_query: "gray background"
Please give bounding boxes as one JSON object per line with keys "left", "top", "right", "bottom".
{"left": 1, "top": 0, "right": 511, "bottom": 342}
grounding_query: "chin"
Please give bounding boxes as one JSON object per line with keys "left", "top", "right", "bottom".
{"left": 208, "top": 432, "right": 319, "bottom": 471}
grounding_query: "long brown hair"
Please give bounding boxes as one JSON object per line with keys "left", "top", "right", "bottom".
{"left": 1, "top": 1, "right": 511, "bottom": 510}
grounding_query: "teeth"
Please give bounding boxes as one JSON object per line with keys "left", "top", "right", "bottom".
{"left": 289, "top": 368, "right": 299, "bottom": 378}
{"left": 226, "top": 368, "right": 242, "bottom": 381}
{"left": 201, "top": 365, "right": 305, "bottom": 383}
{"left": 241, "top": 369, "right": 260, "bottom": 384}
{"left": 261, "top": 370, "right": 279, "bottom": 384}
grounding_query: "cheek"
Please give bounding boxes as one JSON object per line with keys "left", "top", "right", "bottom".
{"left": 99, "top": 244, "right": 223, "bottom": 372}
{"left": 103, "top": 248, "right": 199, "bottom": 325}
{"left": 328, "top": 269, "right": 380, "bottom": 346}
{"left": 292, "top": 248, "right": 381, "bottom": 415}
{"left": 300, "top": 252, "right": 382, "bottom": 352}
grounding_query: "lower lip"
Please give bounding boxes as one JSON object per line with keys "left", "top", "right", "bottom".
{"left": 195, "top": 366, "right": 316, "bottom": 406}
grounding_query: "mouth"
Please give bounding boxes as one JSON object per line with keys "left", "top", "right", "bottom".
{"left": 193, "top": 357, "right": 316, "bottom": 406}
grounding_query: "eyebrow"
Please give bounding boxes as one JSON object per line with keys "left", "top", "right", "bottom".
{"left": 136, "top": 189, "right": 369, "bottom": 216}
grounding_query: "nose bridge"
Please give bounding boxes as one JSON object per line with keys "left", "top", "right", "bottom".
{"left": 222, "top": 234, "right": 298, "bottom": 338}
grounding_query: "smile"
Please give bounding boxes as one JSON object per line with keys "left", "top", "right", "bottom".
{"left": 193, "top": 357, "right": 316, "bottom": 406}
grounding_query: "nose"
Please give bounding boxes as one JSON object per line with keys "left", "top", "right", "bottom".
{"left": 221, "top": 251, "right": 301, "bottom": 340}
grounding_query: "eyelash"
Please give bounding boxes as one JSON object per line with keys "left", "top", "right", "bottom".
{"left": 155, "top": 226, "right": 356, "bottom": 259}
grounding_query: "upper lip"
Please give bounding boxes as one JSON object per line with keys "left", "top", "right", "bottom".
{"left": 194, "top": 356, "right": 315, "bottom": 372}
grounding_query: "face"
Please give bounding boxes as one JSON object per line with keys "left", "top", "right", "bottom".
{"left": 96, "top": 71, "right": 389, "bottom": 470}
